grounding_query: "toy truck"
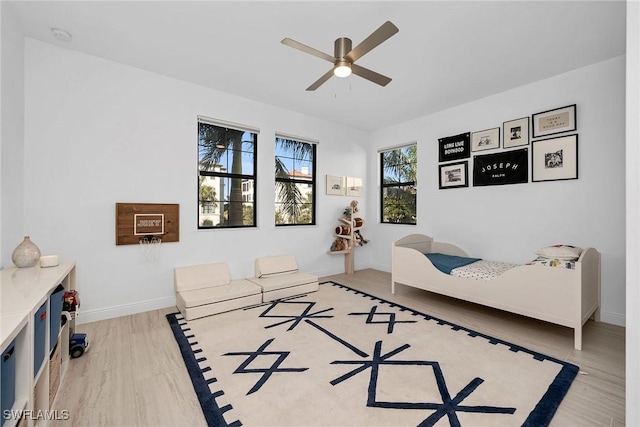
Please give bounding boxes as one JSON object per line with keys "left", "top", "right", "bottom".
{"left": 69, "top": 333, "right": 89, "bottom": 358}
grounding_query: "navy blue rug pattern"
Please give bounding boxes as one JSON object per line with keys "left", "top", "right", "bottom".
{"left": 166, "top": 281, "right": 579, "bottom": 427}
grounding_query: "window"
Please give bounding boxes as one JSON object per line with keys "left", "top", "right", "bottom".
{"left": 380, "top": 144, "right": 417, "bottom": 224}
{"left": 198, "top": 118, "right": 257, "bottom": 228}
{"left": 275, "top": 135, "right": 316, "bottom": 225}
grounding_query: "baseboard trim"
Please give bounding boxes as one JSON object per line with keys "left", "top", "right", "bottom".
{"left": 75, "top": 283, "right": 626, "bottom": 328}
{"left": 312, "top": 262, "right": 389, "bottom": 278}
{"left": 77, "top": 296, "right": 176, "bottom": 324}
{"left": 600, "top": 310, "right": 625, "bottom": 327}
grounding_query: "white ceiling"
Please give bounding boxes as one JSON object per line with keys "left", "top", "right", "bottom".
{"left": 7, "top": 1, "right": 626, "bottom": 131}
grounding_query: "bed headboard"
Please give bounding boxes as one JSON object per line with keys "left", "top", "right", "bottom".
{"left": 394, "top": 234, "right": 433, "bottom": 253}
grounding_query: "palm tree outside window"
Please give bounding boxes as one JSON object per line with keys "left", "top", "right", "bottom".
{"left": 380, "top": 144, "right": 417, "bottom": 224}
{"left": 275, "top": 136, "right": 316, "bottom": 225}
{"left": 198, "top": 119, "right": 258, "bottom": 228}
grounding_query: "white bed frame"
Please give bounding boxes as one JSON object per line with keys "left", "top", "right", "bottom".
{"left": 391, "top": 234, "right": 601, "bottom": 350}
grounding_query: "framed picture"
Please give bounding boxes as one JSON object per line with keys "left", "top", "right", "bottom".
{"left": 438, "top": 132, "right": 470, "bottom": 163}
{"left": 345, "top": 177, "right": 363, "bottom": 197}
{"left": 471, "top": 127, "right": 500, "bottom": 151}
{"left": 532, "top": 134, "right": 578, "bottom": 182}
{"left": 326, "top": 175, "right": 344, "bottom": 195}
{"left": 439, "top": 161, "right": 469, "bottom": 189}
{"left": 532, "top": 104, "right": 576, "bottom": 138}
{"left": 503, "top": 117, "right": 529, "bottom": 148}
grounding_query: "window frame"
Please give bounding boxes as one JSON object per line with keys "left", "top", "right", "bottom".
{"left": 274, "top": 135, "right": 317, "bottom": 227}
{"left": 197, "top": 118, "right": 258, "bottom": 229}
{"left": 380, "top": 143, "right": 417, "bottom": 225}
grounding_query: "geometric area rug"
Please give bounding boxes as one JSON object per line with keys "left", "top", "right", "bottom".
{"left": 166, "top": 281, "right": 579, "bottom": 427}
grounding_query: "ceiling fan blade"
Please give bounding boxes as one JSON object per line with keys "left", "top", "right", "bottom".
{"left": 351, "top": 64, "right": 392, "bottom": 87}
{"left": 281, "top": 38, "right": 335, "bottom": 63}
{"left": 346, "top": 21, "right": 399, "bottom": 62}
{"left": 306, "top": 68, "right": 335, "bottom": 91}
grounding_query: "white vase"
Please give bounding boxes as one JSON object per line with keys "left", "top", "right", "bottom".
{"left": 12, "top": 236, "right": 41, "bottom": 268}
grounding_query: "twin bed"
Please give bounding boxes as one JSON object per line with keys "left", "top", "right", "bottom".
{"left": 391, "top": 234, "right": 601, "bottom": 350}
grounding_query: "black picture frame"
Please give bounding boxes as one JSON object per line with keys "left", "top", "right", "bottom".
{"left": 503, "top": 117, "right": 530, "bottom": 148}
{"left": 439, "top": 161, "right": 469, "bottom": 189}
{"left": 532, "top": 104, "right": 577, "bottom": 138}
{"left": 531, "top": 134, "right": 578, "bottom": 182}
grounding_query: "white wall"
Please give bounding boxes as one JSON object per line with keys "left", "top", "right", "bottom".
{"left": 366, "top": 56, "right": 626, "bottom": 326}
{"left": 0, "top": 2, "right": 25, "bottom": 269}
{"left": 626, "top": 0, "right": 639, "bottom": 424}
{"left": 23, "top": 39, "right": 368, "bottom": 323}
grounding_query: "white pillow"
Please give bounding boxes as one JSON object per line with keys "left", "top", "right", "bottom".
{"left": 536, "top": 245, "right": 583, "bottom": 260}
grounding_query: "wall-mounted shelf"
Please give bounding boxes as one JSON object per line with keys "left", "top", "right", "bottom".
{"left": 327, "top": 250, "right": 351, "bottom": 255}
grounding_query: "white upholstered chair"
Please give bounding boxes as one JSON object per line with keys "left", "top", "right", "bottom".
{"left": 174, "top": 262, "right": 262, "bottom": 320}
{"left": 248, "top": 255, "right": 319, "bottom": 302}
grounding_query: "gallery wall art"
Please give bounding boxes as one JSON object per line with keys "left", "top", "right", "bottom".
{"left": 437, "top": 104, "right": 578, "bottom": 189}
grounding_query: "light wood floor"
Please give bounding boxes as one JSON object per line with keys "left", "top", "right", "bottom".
{"left": 50, "top": 269, "right": 625, "bottom": 426}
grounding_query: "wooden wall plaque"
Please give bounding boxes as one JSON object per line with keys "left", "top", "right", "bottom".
{"left": 115, "top": 203, "right": 179, "bottom": 245}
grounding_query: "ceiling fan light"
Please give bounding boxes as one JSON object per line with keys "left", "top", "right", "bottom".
{"left": 334, "top": 62, "right": 352, "bottom": 78}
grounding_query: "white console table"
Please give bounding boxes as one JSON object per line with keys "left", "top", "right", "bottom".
{"left": 1, "top": 261, "right": 76, "bottom": 427}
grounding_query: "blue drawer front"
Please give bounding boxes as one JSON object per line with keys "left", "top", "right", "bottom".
{"left": 1, "top": 341, "right": 16, "bottom": 426}
{"left": 34, "top": 302, "right": 47, "bottom": 377}
{"left": 49, "top": 285, "right": 65, "bottom": 351}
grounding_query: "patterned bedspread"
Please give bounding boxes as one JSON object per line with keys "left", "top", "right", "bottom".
{"left": 443, "top": 256, "right": 577, "bottom": 281}
{"left": 450, "top": 260, "right": 519, "bottom": 280}
{"left": 526, "top": 256, "right": 577, "bottom": 270}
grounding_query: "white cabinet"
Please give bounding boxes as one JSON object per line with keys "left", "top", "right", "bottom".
{"left": 1, "top": 261, "right": 76, "bottom": 427}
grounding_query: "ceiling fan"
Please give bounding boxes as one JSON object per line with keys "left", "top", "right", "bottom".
{"left": 281, "top": 21, "right": 399, "bottom": 91}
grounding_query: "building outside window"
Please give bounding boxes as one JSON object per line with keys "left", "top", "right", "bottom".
{"left": 275, "top": 135, "right": 316, "bottom": 225}
{"left": 380, "top": 143, "right": 417, "bottom": 224}
{"left": 202, "top": 202, "right": 215, "bottom": 215}
{"left": 198, "top": 117, "right": 258, "bottom": 228}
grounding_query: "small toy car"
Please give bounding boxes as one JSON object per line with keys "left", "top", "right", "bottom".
{"left": 70, "top": 333, "right": 89, "bottom": 358}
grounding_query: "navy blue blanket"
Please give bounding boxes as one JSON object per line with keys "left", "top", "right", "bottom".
{"left": 424, "top": 253, "right": 481, "bottom": 274}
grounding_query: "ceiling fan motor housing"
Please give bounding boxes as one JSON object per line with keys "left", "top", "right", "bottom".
{"left": 334, "top": 37, "right": 353, "bottom": 60}
{"left": 334, "top": 38, "right": 353, "bottom": 76}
